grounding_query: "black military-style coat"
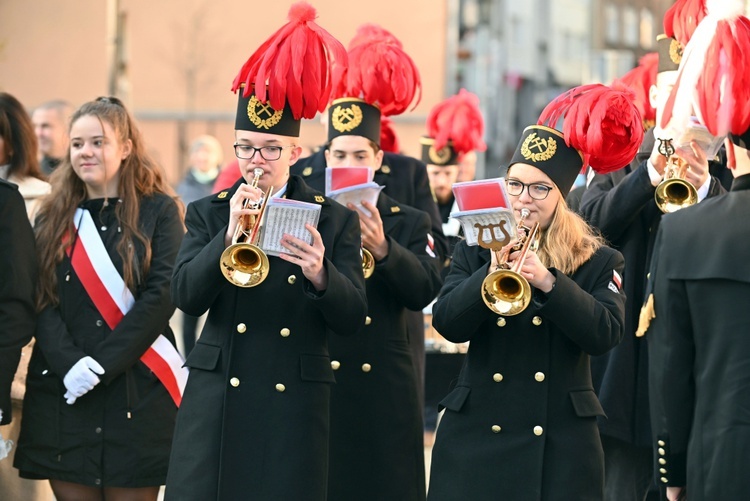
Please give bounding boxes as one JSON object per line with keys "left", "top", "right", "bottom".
{"left": 647, "top": 174, "right": 750, "bottom": 500}
{"left": 165, "top": 175, "right": 367, "bottom": 501}
{"left": 580, "top": 150, "right": 726, "bottom": 447}
{"left": 428, "top": 241, "right": 625, "bottom": 501}
{"left": 328, "top": 193, "right": 441, "bottom": 501}
{"left": 15, "top": 194, "right": 183, "bottom": 487}
{"left": 0, "top": 180, "right": 36, "bottom": 425}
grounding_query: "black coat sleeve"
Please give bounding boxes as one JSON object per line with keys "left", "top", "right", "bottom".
{"left": 0, "top": 186, "right": 37, "bottom": 424}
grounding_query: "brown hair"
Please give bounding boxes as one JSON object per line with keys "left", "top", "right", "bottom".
{"left": 35, "top": 97, "right": 182, "bottom": 309}
{"left": 0, "top": 92, "right": 44, "bottom": 181}
{"left": 536, "top": 196, "right": 605, "bottom": 276}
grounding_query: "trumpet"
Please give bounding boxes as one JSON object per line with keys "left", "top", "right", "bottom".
{"left": 219, "top": 168, "right": 272, "bottom": 287}
{"left": 480, "top": 208, "right": 540, "bottom": 316}
{"left": 654, "top": 138, "right": 698, "bottom": 213}
{"left": 362, "top": 246, "right": 375, "bottom": 279}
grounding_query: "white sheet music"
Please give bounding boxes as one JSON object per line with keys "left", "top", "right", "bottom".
{"left": 259, "top": 199, "right": 322, "bottom": 257}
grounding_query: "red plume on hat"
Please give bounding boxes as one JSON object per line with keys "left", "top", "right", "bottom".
{"left": 663, "top": 0, "right": 708, "bottom": 47}
{"left": 614, "top": 53, "right": 658, "bottom": 130}
{"left": 231, "top": 2, "right": 347, "bottom": 120}
{"left": 332, "top": 23, "right": 421, "bottom": 116}
{"left": 426, "top": 89, "right": 486, "bottom": 155}
{"left": 380, "top": 116, "right": 400, "bottom": 153}
{"left": 537, "top": 83, "right": 644, "bottom": 174}
{"left": 660, "top": 0, "right": 750, "bottom": 139}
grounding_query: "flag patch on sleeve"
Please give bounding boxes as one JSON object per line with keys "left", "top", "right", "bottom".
{"left": 608, "top": 270, "right": 622, "bottom": 293}
{"left": 426, "top": 233, "right": 436, "bottom": 258}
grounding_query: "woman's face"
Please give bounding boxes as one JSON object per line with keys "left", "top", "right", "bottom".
{"left": 70, "top": 114, "right": 132, "bottom": 198}
{"left": 506, "top": 163, "right": 560, "bottom": 230}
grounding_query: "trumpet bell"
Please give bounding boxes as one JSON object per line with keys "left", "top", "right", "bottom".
{"left": 362, "top": 248, "right": 375, "bottom": 279}
{"left": 481, "top": 269, "right": 532, "bottom": 316}
{"left": 220, "top": 242, "right": 270, "bottom": 287}
{"left": 655, "top": 177, "right": 698, "bottom": 213}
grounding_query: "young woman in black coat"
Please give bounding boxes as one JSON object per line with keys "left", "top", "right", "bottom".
{"left": 15, "top": 97, "right": 184, "bottom": 501}
{"left": 427, "top": 84, "right": 642, "bottom": 501}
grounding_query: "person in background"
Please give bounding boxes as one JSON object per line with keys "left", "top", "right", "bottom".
{"left": 14, "top": 97, "right": 185, "bottom": 501}
{"left": 428, "top": 83, "right": 641, "bottom": 500}
{"left": 175, "top": 134, "right": 223, "bottom": 355}
{"left": 31, "top": 100, "right": 73, "bottom": 176}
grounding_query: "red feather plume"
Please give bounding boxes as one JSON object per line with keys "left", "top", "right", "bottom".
{"left": 332, "top": 23, "right": 421, "bottom": 116}
{"left": 380, "top": 116, "right": 400, "bottom": 153}
{"left": 538, "top": 83, "right": 644, "bottom": 174}
{"left": 426, "top": 89, "right": 487, "bottom": 155}
{"left": 614, "top": 53, "right": 658, "bottom": 129}
{"left": 663, "top": 0, "right": 708, "bottom": 47}
{"left": 231, "top": 2, "right": 347, "bottom": 120}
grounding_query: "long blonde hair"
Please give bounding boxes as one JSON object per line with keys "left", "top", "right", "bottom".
{"left": 536, "top": 196, "right": 605, "bottom": 276}
{"left": 35, "top": 97, "right": 182, "bottom": 309}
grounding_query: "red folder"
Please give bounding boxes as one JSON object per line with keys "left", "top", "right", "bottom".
{"left": 325, "top": 167, "right": 373, "bottom": 193}
{"left": 452, "top": 178, "right": 511, "bottom": 211}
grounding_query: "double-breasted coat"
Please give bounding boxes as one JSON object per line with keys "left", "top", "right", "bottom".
{"left": 0, "top": 180, "right": 36, "bottom": 424}
{"left": 647, "top": 174, "right": 750, "bottom": 500}
{"left": 327, "top": 193, "right": 441, "bottom": 501}
{"left": 428, "top": 241, "right": 625, "bottom": 501}
{"left": 15, "top": 194, "right": 184, "bottom": 487}
{"left": 164, "top": 175, "right": 367, "bottom": 501}
{"left": 580, "top": 133, "right": 726, "bottom": 447}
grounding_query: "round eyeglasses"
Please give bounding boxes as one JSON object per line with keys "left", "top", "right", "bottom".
{"left": 505, "top": 179, "right": 554, "bottom": 201}
{"left": 233, "top": 144, "right": 292, "bottom": 161}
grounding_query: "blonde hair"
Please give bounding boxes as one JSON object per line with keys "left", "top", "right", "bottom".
{"left": 536, "top": 196, "right": 605, "bottom": 276}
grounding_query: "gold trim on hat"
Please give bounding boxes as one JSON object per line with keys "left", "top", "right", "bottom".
{"left": 521, "top": 125, "right": 585, "bottom": 162}
{"left": 331, "top": 104, "right": 363, "bottom": 133}
{"left": 247, "top": 95, "right": 283, "bottom": 130}
{"left": 429, "top": 144, "right": 452, "bottom": 164}
{"left": 669, "top": 39, "right": 683, "bottom": 65}
{"left": 521, "top": 132, "right": 557, "bottom": 162}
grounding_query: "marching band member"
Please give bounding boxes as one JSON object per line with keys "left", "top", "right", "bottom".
{"left": 164, "top": 4, "right": 367, "bottom": 500}
{"left": 647, "top": 3, "right": 750, "bottom": 500}
{"left": 322, "top": 29, "right": 442, "bottom": 500}
{"left": 427, "top": 84, "right": 641, "bottom": 501}
{"left": 15, "top": 97, "right": 185, "bottom": 501}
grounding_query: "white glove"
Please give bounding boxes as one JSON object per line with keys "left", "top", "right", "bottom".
{"left": 63, "top": 356, "right": 105, "bottom": 405}
{"left": 0, "top": 410, "right": 12, "bottom": 461}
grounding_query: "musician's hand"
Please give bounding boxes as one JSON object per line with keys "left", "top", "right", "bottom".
{"left": 678, "top": 140, "right": 709, "bottom": 188}
{"left": 509, "top": 248, "right": 555, "bottom": 293}
{"left": 349, "top": 201, "right": 388, "bottom": 261}
{"left": 225, "top": 184, "right": 264, "bottom": 247}
{"left": 649, "top": 140, "right": 669, "bottom": 180}
{"left": 279, "top": 224, "right": 328, "bottom": 291}
{"left": 666, "top": 486, "right": 684, "bottom": 501}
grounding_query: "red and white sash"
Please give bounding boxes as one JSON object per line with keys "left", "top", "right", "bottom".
{"left": 66, "top": 208, "right": 188, "bottom": 406}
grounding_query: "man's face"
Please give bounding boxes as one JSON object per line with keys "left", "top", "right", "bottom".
{"left": 324, "top": 135, "right": 383, "bottom": 169}
{"left": 233, "top": 130, "right": 302, "bottom": 194}
{"left": 426, "top": 164, "right": 459, "bottom": 204}
{"left": 32, "top": 108, "right": 69, "bottom": 159}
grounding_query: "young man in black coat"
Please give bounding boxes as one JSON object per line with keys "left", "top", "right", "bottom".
{"left": 165, "top": 6, "right": 367, "bottom": 500}
{"left": 0, "top": 180, "right": 36, "bottom": 426}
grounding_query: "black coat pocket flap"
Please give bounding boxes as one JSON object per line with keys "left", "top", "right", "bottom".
{"left": 438, "top": 386, "right": 471, "bottom": 412}
{"left": 300, "top": 354, "right": 336, "bottom": 383}
{"left": 569, "top": 389, "right": 606, "bottom": 418}
{"left": 184, "top": 342, "right": 220, "bottom": 371}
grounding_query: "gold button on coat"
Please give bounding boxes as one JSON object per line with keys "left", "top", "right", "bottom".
{"left": 493, "top": 373, "right": 503, "bottom": 382}
{"left": 365, "top": 316, "right": 372, "bottom": 325}
{"left": 660, "top": 477, "right": 668, "bottom": 484}
{"left": 280, "top": 328, "right": 290, "bottom": 337}
{"left": 362, "top": 363, "right": 372, "bottom": 373}
{"left": 533, "top": 426, "right": 544, "bottom": 436}
{"left": 230, "top": 377, "right": 240, "bottom": 387}
{"left": 659, "top": 468, "right": 667, "bottom": 474}
{"left": 491, "top": 425, "right": 502, "bottom": 433}
{"left": 532, "top": 316, "right": 543, "bottom": 326}
{"left": 236, "top": 323, "right": 247, "bottom": 333}
{"left": 496, "top": 317, "right": 506, "bottom": 327}
{"left": 381, "top": 165, "right": 391, "bottom": 174}
{"left": 658, "top": 448, "right": 665, "bottom": 456}
{"left": 275, "top": 383, "right": 286, "bottom": 392}
{"left": 534, "top": 372, "right": 545, "bottom": 382}
{"left": 331, "top": 360, "right": 341, "bottom": 370}
{"left": 287, "top": 275, "right": 297, "bottom": 284}
{"left": 659, "top": 458, "right": 667, "bottom": 465}
{"left": 658, "top": 440, "right": 665, "bottom": 446}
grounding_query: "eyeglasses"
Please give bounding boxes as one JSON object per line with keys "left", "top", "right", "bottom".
{"left": 233, "top": 144, "right": 292, "bottom": 161}
{"left": 505, "top": 179, "right": 554, "bottom": 201}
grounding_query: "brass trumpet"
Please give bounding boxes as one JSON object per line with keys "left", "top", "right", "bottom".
{"left": 655, "top": 138, "right": 698, "bottom": 213}
{"left": 362, "top": 246, "right": 375, "bottom": 279}
{"left": 219, "top": 168, "right": 272, "bottom": 287}
{"left": 480, "top": 208, "right": 540, "bottom": 316}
